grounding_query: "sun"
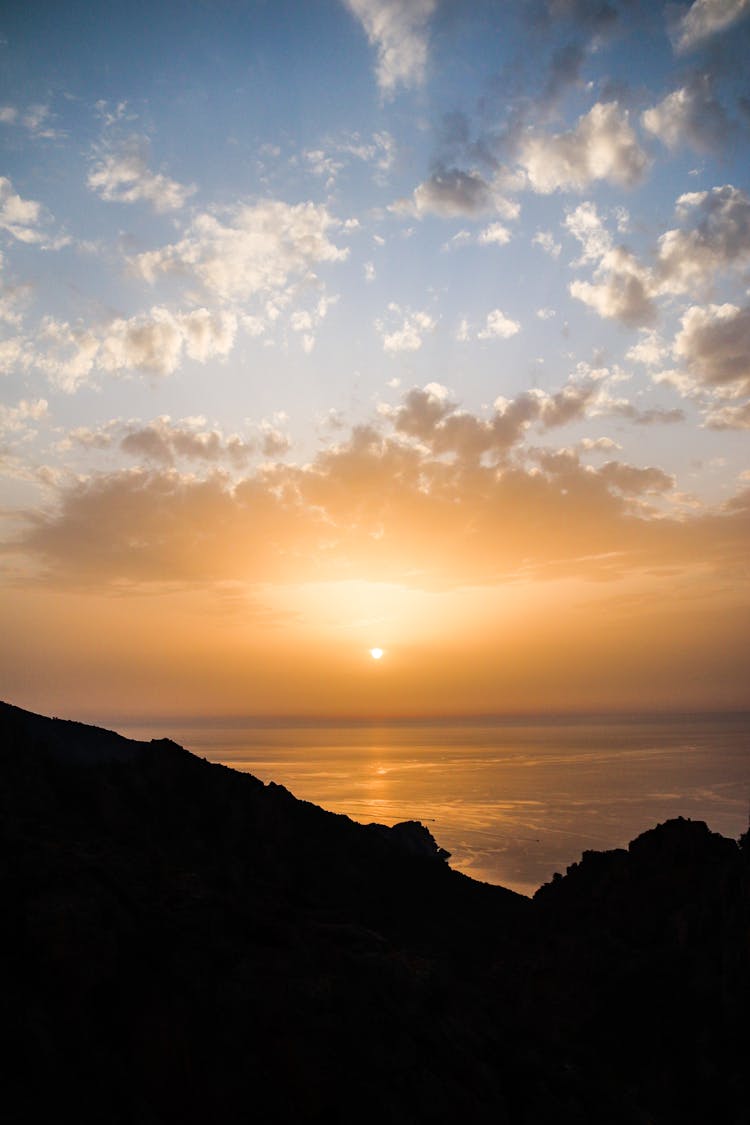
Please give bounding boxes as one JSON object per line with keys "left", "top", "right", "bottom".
{"left": 369, "top": 647, "right": 384, "bottom": 660}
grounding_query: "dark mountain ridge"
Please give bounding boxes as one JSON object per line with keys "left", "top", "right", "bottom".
{"left": 1, "top": 700, "right": 747, "bottom": 1124}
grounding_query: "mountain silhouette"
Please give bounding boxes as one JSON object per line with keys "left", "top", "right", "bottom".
{"left": 1, "top": 700, "right": 747, "bottom": 1124}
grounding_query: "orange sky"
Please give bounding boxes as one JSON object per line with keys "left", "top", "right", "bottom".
{"left": 3, "top": 433, "right": 748, "bottom": 720}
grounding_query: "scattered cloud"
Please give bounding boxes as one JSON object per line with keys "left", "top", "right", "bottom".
{"left": 670, "top": 0, "right": 750, "bottom": 54}
{"left": 342, "top": 0, "right": 437, "bottom": 96}
{"left": 134, "top": 200, "right": 349, "bottom": 302}
{"left": 477, "top": 309, "right": 521, "bottom": 340}
{"left": 0, "top": 397, "right": 48, "bottom": 433}
{"left": 37, "top": 307, "right": 237, "bottom": 392}
{"left": 519, "top": 102, "right": 649, "bottom": 193}
{"left": 393, "top": 167, "right": 520, "bottom": 220}
{"left": 88, "top": 136, "right": 195, "bottom": 212}
{"left": 376, "top": 304, "right": 435, "bottom": 352}
{"left": 705, "top": 400, "right": 750, "bottom": 429}
{"left": 655, "top": 185, "right": 750, "bottom": 294}
{"left": 478, "top": 222, "right": 512, "bottom": 246}
{"left": 63, "top": 414, "right": 291, "bottom": 465}
{"left": 672, "top": 302, "right": 750, "bottom": 396}
{"left": 566, "top": 186, "right": 750, "bottom": 327}
{"left": 642, "top": 78, "right": 734, "bottom": 153}
{"left": 569, "top": 245, "right": 656, "bottom": 326}
{"left": 0, "top": 176, "right": 45, "bottom": 243}
{"left": 0, "top": 103, "right": 61, "bottom": 139}
{"left": 533, "top": 230, "right": 561, "bottom": 258}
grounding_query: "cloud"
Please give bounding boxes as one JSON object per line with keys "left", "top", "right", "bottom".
{"left": 478, "top": 222, "right": 512, "bottom": 246}
{"left": 304, "top": 149, "right": 345, "bottom": 189}
{"left": 532, "top": 230, "right": 561, "bottom": 258}
{"left": 38, "top": 307, "right": 237, "bottom": 391}
{"left": 0, "top": 103, "right": 61, "bottom": 139}
{"left": 288, "top": 294, "right": 337, "bottom": 352}
{"left": 565, "top": 186, "right": 750, "bottom": 326}
{"left": 376, "top": 304, "right": 435, "bottom": 352}
{"left": 626, "top": 330, "right": 669, "bottom": 367}
{"left": 569, "top": 246, "right": 656, "bottom": 326}
{"left": 393, "top": 167, "right": 520, "bottom": 220}
{"left": 386, "top": 377, "right": 599, "bottom": 461}
{"left": 88, "top": 136, "right": 195, "bottom": 212}
{"left": 19, "top": 393, "right": 747, "bottom": 593}
{"left": 477, "top": 309, "right": 521, "bottom": 340}
{"left": 63, "top": 415, "right": 291, "bottom": 465}
{"left": 655, "top": 185, "right": 750, "bottom": 294}
{"left": 672, "top": 302, "right": 750, "bottom": 396}
{"left": 0, "top": 176, "right": 45, "bottom": 243}
{"left": 342, "top": 0, "right": 437, "bottom": 96}
{"left": 564, "top": 201, "right": 613, "bottom": 263}
{"left": 705, "top": 400, "right": 750, "bottom": 428}
{"left": 597, "top": 460, "right": 674, "bottom": 494}
{"left": 119, "top": 417, "right": 270, "bottom": 466}
{"left": 519, "top": 102, "right": 649, "bottom": 193}
{"left": 642, "top": 78, "right": 734, "bottom": 153}
{"left": 0, "top": 397, "right": 48, "bottom": 433}
{"left": 671, "top": 0, "right": 750, "bottom": 54}
{"left": 134, "top": 200, "right": 349, "bottom": 303}
{"left": 609, "top": 402, "right": 686, "bottom": 425}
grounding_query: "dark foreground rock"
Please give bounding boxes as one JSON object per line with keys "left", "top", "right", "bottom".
{"left": 1, "top": 700, "right": 748, "bottom": 1124}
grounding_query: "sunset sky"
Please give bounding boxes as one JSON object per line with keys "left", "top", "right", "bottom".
{"left": 1, "top": 0, "right": 749, "bottom": 721}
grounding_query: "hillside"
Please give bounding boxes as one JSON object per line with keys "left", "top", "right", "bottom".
{"left": 1, "top": 700, "right": 747, "bottom": 1124}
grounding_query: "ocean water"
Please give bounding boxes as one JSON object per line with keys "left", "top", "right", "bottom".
{"left": 123, "top": 714, "right": 750, "bottom": 895}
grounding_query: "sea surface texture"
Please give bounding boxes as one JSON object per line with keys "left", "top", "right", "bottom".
{"left": 124, "top": 714, "right": 749, "bottom": 894}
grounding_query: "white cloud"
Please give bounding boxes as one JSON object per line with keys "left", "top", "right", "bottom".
{"left": 671, "top": 0, "right": 750, "bottom": 53}
{"left": 134, "top": 200, "right": 349, "bottom": 303}
{"left": 0, "top": 103, "right": 60, "bottom": 138}
{"left": 88, "top": 136, "right": 195, "bottom": 212}
{"left": 642, "top": 80, "right": 732, "bottom": 153}
{"left": 627, "top": 330, "right": 669, "bottom": 367}
{"left": 565, "top": 185, "right": 750, "bottom": 326}
{"left": 569, "top": 246, "right": 656, "bottom": 326}
{"left": 564, "top": 201, "right": 612, "bottom": 263}
{"left": 0, "top": 176, "right": 44, "bottom": 243}
{"left": 655, "top": 185, "right": 750, "bottom": 294}
{"left": 532, "top": 230, "right": 561, "bottom": 258}
{"left": 519, "top": 101, "right": 649, "bottom": 193}
{"left": 536, "top": 308, "right": 556, "bottom": 320}
{"left": 304, "top": 148, "right": 344, "bottom": 189}
{"left": 377, "top": 303, "right": 435, "bottom": 352}
{"left": 478, "top": 222, "right": 511, "bottom": 246}
{"left": 477, "top": 309, "right": 521, "bottom": 340}
{"left": 0, "top": 397, "right": 48, "bottom": 433}
{"left": 342, "top": 0, "right": 437, "bottom": 96}
{"left": 38, "top": 307, "right": 237, "bottom": 391}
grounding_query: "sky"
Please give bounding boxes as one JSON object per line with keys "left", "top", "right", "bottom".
{"left": 1, "top": 0, "right": 749, "bottom": 722}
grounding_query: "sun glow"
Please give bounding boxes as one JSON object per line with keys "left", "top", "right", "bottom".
{"left": 370, "top": 648, "right": 384, "bottom": 660}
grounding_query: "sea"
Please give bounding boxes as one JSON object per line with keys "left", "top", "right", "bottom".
{"left": 121, "top": 713, "right": 750, "bottom": 896}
